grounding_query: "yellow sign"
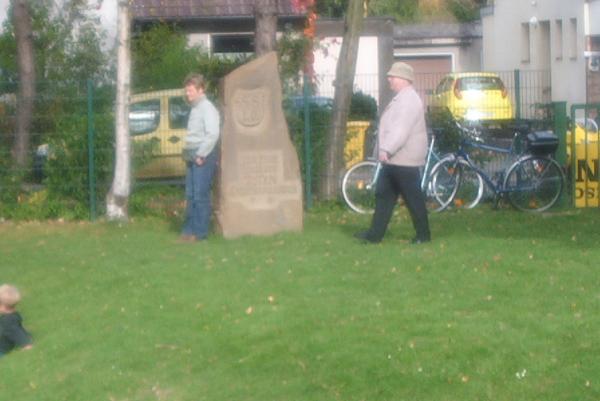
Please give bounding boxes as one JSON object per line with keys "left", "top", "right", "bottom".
{"left": 574, "top": 142, "right": 600, "bottom": 207}
{"left": 567, "top": 124, "right": 600, "bottom": 159}
{"left": 345, "top": 121, "right": 371, "bottom": 167}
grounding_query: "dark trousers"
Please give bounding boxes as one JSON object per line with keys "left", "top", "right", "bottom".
{"left": 368, "top": 164, "right": 430, "bottom": 241}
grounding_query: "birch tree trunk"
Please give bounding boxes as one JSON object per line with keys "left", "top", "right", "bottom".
{"left": 319, "top": 0, "right": 364, "bottom": 199}
{"left": 106, "top": 0, "right": 131, "bottom": 220}
{"left": 254, "top": 0, "right": 278, "bottom": 56}
{"left": 12, "top": 0, "right": 36, "bottom": 168}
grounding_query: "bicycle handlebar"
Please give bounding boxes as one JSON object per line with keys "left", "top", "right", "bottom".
{"left": 454, "top": 121, "right": 485, "bottom": 143}
{"left": 454, "top": 120, "right": 524, "bottom": 155}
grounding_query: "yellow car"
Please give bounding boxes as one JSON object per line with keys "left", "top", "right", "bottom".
{"left": 130, "top": 89, "right": 189, "bottom": 178}
{"left": 430, "top": 72, "right": 514, "bottom": 122}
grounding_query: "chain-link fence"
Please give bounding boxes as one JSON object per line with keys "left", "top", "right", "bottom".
{"left": 301, "top": 69, "right": 556, "bottom": 206}
{"left": 0, "top": 81, "right": 115, "bottom": 220}
{"left": 1, "top": 68, "right": 571, "bottom": 220}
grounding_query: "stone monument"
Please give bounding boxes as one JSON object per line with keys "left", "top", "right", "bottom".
{"left": 215, "top": 52, "right": 303, "bottom": 238}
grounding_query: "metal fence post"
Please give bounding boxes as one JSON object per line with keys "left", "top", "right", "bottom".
{"left": 303, "top": 73, "right": 312, "bottom": 209}
{"left": 569, "top": 104, "right": 577, "bottom": 208}
{"left": 514, "top": 69, "right": 521, "bottom": 120}
{"left": 553, "top": 101, "right": 568, "bottom": 166}
{"left": 87, "top": 79, "right": 97, "bottom": 221}
{"left": 553, "top": 101, "right": 569, "bottom": 205}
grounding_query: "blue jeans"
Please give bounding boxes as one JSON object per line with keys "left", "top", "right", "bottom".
{"left": 182, "top": 150, "right": 218, "bottom": 239}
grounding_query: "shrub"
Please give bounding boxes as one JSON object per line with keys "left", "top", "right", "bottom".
{"left": 349, "top": 91, "right": 378, "bottom": 121}
{"left": 132, "top": 23, "right": 248, "bottom": 98}
{"left": 447, "top": 0, "right": 481, "bottom": 23}
{"left": 427, "top": 107, "right": 461, "bottom": 153}
{"left": 285, "top": 102, "right": 332, "bottom": 198}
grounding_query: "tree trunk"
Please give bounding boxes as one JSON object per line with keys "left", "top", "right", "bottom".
{"left": 319, "top": 0, "right": 364, "bottom": 200}
{"left": 12, "top": 0, "right": 36, "bottom": 169}
{"left": 254, "top": 0, "right": 278, "bottom": 56}
{"left": 106, "top": 0, "right": 132, "bottom": 221}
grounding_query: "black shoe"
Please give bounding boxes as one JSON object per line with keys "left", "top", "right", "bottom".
{"left": 354, "top": 231, "right": 381, "bottom": 244}
{"left": 411, "top": 236, "right": 431, "bottom": 245}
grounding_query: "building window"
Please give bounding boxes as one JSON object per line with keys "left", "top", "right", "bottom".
{"left": 211, "top": 34, "right": 254, "bottom": 58}
{"left": 521, "top": 23, "right": 531, "bottom": 63}
{"left": 555, "top": 19, "right": 563, "bottom": 60}
{"left": 569, "top": 18, "right": 578, "bottom": 59}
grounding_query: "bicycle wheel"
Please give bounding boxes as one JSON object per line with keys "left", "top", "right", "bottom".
{"left": 503, "top": 156, "right": 564, "bottom": 212}
{"left": 427, "top": 156, "right": 461, "bottom": 212}
{"left": 342, "top": 161, "right": 378, "bottom": 214}
{"left": 451, "top": 161, "right": 485, "bottom": 209}
{"left": 428, "top": 156, "right": 485, "bottom": 211}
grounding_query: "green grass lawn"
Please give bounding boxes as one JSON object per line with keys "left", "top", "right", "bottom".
{"left": 1, "top": 206, "right": 599, "bottom": 401}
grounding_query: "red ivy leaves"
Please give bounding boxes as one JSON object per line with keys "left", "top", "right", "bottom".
{"left": 291, "top": 0, "right": 317, "bottom": 76}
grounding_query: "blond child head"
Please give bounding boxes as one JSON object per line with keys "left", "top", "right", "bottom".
{"left": 0, "top": 284, "right": 22, "bottom": 308}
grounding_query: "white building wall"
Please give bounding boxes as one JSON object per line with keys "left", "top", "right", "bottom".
{"left": 458, "top": 41, "right": 483, "bottom": 72}
{"left": 482, "top": 0, "right": 587, "bottom": 106}
{"left": 312, "top": 36, "right": 380, "bottom": 103}
{"left": 587, "top": 0, "right": 600, "bottom": 36}
{"left": 188, "top": 33, "right": 211, "bottom": 51}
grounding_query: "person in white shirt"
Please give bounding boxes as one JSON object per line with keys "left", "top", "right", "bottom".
{"left": 179, "top": 73, "right": 220, "bottom": 242}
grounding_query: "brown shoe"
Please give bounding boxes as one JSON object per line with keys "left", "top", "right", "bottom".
{"left": 177, "top": 234, "right": 198, "bottom": 243}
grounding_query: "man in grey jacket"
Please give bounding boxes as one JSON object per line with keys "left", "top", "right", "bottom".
{"left": 356, "top": 62, "right": 431, "bottom": 244}
{"left": 179, "top": 73, "right": 220, "bottom": 242}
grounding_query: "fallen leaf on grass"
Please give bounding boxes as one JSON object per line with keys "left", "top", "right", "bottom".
{"left": 515, "top": 369, "right": 527, "bottom": 379}
{"left": 155, "top": 344, "right": 178, "bottom": 350}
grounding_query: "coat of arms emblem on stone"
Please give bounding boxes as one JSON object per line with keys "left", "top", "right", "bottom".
{"left": 232, "top": 88, "right": 269, "bottom": 132}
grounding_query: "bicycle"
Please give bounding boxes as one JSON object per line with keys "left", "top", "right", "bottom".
{"left": 429, "top": 122, "right": 565, "bottom": 212}
{"left": 341, "top": 130, "right": 455, "bottom": 214}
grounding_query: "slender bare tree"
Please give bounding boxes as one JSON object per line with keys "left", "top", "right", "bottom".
{"left": 254, "top": 0, "right": 278, "bottom": 55}
{"left": 12, "top": 0, "right": 36, "bottom": 168}
{"left": 320, "top": 0, "right": 364, "bottom": 199}
{"left": 106, "top": 0, "right": 131, "bottom": 220}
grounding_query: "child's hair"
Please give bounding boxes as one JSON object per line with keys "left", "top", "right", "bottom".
{"left": 0, "top": 284, "right": 22, "bottom": 307}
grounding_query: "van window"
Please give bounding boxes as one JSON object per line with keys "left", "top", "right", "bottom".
{"left": 130, "top": 99, "right": 160, "bottom": 136}
{"left": 169, "top": 97, "right": 190, "bottom": 129}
